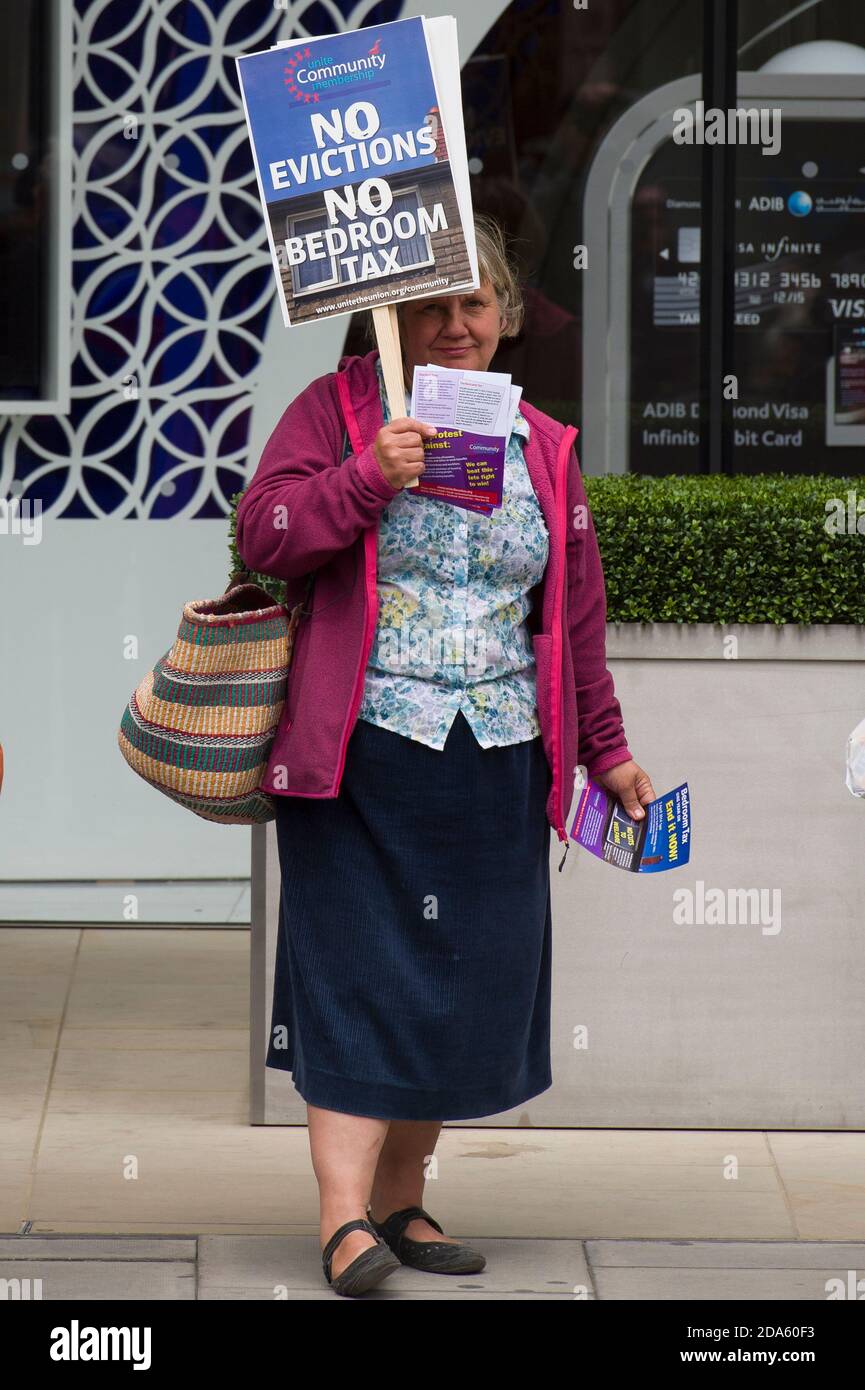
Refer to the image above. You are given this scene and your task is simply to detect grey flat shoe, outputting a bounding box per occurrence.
[321,1217,401,1297]
[368,1204,486,1274]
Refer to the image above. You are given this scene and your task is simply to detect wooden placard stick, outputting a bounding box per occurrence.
[372,302,419,488]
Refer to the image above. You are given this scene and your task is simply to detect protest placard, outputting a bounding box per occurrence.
[236,16,478,331]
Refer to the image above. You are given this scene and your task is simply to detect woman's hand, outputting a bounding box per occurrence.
[373,417,436,489]
[594,760,656,820]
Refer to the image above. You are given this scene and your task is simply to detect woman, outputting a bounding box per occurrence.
[236,214,654,1297]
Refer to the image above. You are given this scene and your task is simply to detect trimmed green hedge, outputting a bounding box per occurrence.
[229,475,865,625]
[585,475,865,624]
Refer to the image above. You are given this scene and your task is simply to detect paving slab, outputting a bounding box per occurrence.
[198,1234,590,1296]
[0,1236,195,1260]
[592,1265,860,1301]
[198,1287,579,1300]
[0,1260,195,1299]
[588,1239,865,1268]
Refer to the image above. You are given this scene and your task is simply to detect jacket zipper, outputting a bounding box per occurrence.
[332,371,380,794]
[333,526,379,791]
[552,425,578,869]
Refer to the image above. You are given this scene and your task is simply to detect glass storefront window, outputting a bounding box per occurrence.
[730,2,865,475]
[339,0,865,477]
[342,0,704,472]
[0,0,64,410]
[466,0,703,448]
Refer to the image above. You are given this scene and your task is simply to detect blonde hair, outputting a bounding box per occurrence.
[360,211,524,346]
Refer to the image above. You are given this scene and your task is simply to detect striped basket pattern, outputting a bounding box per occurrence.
[117,582,296,824]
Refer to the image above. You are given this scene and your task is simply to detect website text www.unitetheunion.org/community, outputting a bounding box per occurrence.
[314,276,450,314]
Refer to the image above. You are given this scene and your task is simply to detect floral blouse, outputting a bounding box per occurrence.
[352,356,550,750]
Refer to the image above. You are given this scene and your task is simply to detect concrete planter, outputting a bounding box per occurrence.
[251,624,865,1127]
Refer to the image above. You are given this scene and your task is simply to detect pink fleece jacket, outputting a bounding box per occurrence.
[235,348,632,847]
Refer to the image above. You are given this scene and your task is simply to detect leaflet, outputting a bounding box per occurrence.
[569,778,691,873]
[409,363,522,512]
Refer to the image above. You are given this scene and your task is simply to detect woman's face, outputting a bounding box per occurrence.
[399,279,504,383]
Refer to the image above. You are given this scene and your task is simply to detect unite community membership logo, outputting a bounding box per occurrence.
[283,35,387,104]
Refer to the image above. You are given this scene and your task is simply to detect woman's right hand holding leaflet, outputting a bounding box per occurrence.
[373,418,436,489]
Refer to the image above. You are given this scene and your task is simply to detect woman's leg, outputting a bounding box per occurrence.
[307,1103,391,1280]
[368,1120,464,1244]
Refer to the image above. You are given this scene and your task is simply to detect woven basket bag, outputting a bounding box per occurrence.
[117,570,303,824]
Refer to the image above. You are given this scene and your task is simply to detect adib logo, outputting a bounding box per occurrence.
[283,37,386,105]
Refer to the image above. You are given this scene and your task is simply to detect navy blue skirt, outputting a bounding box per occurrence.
[266,709,553,1121]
